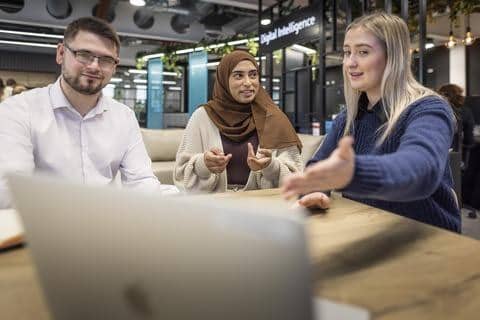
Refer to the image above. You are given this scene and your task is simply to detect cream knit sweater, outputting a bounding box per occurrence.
[173,107,304,193]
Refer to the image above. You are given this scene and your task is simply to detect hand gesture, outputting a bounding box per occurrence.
[204,147,232,174]
[292,192,331,209]
[247,143,272,171]
[282,136,355,199]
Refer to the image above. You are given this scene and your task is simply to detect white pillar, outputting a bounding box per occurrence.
[449,45,466,90]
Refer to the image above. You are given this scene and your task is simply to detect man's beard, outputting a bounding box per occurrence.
[62,68,105,95]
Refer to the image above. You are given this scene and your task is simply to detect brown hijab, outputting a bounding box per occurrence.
[203,50,302,151]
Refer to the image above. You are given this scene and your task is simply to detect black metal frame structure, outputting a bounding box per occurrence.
[258,0,428,134]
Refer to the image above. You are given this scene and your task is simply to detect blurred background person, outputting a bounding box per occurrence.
[440,84,480,214]
[4,78,17,99]
[12,84,28,96]
[438,84,474,155]
[0,78,5,101]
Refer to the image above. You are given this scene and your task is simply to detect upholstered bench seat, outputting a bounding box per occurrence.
[141,128,325,185]
[150,161,176,184]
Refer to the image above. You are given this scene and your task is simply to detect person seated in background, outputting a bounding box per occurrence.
[4,78,17,99]
[0,78,5,101]
[440,84,480,213]
[12,84,27,96]
[0,17,175,209]
[438,84,474,155]
[282,12,460,232]
[174,50,303,193]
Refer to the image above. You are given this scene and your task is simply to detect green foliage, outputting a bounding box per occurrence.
[210,44,235,57]
[273,50,282,64]
[135,32,259,70]
[426,0,480,26]
[161,53,180,73]
[246,39,259,57]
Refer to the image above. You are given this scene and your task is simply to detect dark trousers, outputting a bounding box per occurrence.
[463,144,480,209]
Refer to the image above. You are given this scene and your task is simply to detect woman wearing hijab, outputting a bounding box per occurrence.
[174,50,303,193]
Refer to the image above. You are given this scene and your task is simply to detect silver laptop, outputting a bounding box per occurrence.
[8,174,313,320]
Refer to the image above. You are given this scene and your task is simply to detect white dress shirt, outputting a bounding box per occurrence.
[0,78,176,209]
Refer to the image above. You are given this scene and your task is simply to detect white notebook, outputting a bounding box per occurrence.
[315,297,370,320]
[0,209,24,249]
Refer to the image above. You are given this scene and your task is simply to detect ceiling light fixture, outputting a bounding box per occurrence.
[163,71,180,76]
[208,43,226,49]
[0,29,63,39]
[291,44,317,55]
[206,61,220,67]
[446,31,457,48]
[128,69,180,77]
[425,42,434,50]
[141,53,164,60]
[0,40,57,48]
[261,18,271,26]
[128,69,147,74]
[463,14,475,46]
[175,48,194,54]
[464,28,475,45]
[130,0,146,7]
[445,19,457,49]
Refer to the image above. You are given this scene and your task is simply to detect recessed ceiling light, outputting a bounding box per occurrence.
[0,40,57,48]
[261,18,271,26]
[130,0,146,6]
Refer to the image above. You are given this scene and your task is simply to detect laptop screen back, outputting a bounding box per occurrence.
[8,174,313,320]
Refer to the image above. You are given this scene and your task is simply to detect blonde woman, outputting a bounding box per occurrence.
[282,12,460,232]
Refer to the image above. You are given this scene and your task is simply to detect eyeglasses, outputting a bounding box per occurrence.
[63,43,118,69]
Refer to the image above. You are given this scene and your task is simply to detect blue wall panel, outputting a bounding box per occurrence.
[147,58,164,128]
[188,51,208,115]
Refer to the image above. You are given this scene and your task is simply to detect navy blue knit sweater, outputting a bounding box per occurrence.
[309,95,461,232]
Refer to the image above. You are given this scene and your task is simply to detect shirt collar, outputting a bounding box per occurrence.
[356,92,387,124]
[49,77,110,116]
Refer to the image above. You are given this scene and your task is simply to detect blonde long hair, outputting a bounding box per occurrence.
[342,12,439,143]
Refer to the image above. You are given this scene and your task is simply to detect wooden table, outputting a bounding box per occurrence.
[2,189,480,320]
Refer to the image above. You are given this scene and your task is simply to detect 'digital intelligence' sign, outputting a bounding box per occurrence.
[259,5,321,54]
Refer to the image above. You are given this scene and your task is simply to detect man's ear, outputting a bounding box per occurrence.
[56,43,64,65]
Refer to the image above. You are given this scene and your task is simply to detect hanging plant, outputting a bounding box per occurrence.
[273,50,282,64]
[161,53,179,72]
[135,32,260,71]
[246,38,259,56]
[383,0,480,32]
[210,43,235,57]
[136,57,146,69]
[428,0,480,24]
[135,50,149,69]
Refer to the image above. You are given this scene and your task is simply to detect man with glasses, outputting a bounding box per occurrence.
[0,17,176,209]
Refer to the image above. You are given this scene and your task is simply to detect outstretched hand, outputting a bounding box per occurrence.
[247,142,272,171]
[282,136,355,199]
[292,192,331,209]
[204,147,232,174]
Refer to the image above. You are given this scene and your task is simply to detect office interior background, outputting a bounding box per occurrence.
[1,0,479,128]
[1,0,480,225]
